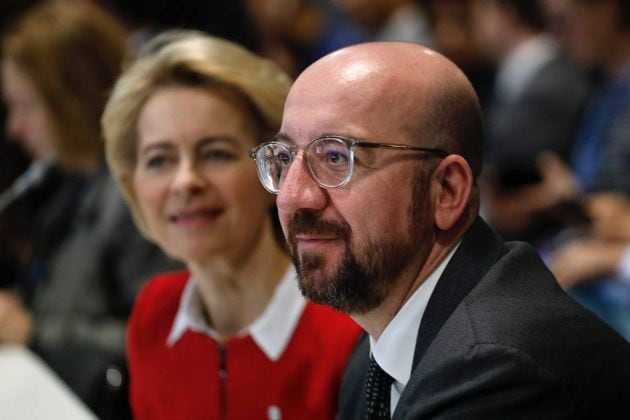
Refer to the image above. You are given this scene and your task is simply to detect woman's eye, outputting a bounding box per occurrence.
[145,155,170,170]
[203,149,237,162]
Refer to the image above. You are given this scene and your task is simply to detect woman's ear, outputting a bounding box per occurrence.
[432,154,473,230]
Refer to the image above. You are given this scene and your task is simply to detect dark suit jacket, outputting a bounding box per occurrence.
[486,53,590,177]
[339,218,630,419]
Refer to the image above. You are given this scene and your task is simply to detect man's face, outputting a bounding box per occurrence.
[470,0,506,61]
[1,59,56,161]
[276,65,436,315]
[565,0,622,69]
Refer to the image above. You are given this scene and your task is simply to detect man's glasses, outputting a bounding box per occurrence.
[249,135,448,194]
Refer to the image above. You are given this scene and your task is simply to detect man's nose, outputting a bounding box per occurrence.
[277,153,328,214]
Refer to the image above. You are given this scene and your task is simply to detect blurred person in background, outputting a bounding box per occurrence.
[334,0,435,46]
[561,0,630,195]
[100,0,324,77]
[540,0,572,47]
[544,0,630,339]
[426,0,495,107]
[0,0,179,416]
[0,0,39,287]
[244,0,327,76]
[102,31,362,419]
[98,0,258,53]
[550,192,630,332]
[311,0,437,77]
[470,0,590,243]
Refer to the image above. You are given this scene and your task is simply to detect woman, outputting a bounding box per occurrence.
[102,31,362,419]
[0,1,177,415]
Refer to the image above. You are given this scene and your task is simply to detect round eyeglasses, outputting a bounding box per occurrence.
[249,135,448,194]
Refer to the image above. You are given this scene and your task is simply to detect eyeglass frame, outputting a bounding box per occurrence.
[249,135,449,194]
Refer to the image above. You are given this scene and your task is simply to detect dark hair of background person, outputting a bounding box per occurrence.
[575,0,629,28]
[421,0,496,110]
[2,0,127,173]
[99,0,259,51]
[495,0,545,30]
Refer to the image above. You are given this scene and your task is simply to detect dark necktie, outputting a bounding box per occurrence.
[365,356,394,419]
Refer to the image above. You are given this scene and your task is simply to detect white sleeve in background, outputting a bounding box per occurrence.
[617,245,630,285]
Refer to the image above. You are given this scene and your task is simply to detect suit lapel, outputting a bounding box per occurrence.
[412,217,505,368]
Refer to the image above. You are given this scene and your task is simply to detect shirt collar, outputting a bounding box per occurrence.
[370,242,461,388]
[167,266,306,361]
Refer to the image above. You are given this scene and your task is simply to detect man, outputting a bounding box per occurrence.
[546,0,630,339]
[470,0,590,241]
[250,42,630,418]
[335,0,434,46]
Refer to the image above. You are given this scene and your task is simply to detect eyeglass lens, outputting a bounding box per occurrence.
[255,138,353,193]
[255,143,291,193]
[307,138,351,188]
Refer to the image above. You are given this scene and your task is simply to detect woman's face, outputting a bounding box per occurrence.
[134,86,275,265]
[1,59,56,161]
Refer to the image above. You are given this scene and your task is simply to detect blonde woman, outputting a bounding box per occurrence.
[102,31,362,420]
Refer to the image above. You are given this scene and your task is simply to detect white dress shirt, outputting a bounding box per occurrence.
[369,243,460,415]
[167,266,306,361]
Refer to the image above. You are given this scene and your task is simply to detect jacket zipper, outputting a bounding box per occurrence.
[218,342,227,420]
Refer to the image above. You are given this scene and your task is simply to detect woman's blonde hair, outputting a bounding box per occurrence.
[102,30,292,238]
[2,0,127,171]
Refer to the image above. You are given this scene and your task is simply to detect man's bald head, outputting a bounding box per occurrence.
[276,42,482,317]
[285,42,483,177]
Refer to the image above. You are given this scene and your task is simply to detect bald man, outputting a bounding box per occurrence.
[250,42,630,418]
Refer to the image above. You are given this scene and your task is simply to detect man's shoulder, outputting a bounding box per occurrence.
[404,241,630,416]
[461,240,622,347]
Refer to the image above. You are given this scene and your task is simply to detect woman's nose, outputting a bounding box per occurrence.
[171,160,206,197]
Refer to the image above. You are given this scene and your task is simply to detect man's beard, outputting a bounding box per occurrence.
[288,209,420,315]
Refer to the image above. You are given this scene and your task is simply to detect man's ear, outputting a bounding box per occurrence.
[432,155,473,230]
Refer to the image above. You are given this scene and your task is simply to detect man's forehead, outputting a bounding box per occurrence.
[283,59,399,125]
[285,44,445,113]
[282,74,416,144]
[288,60,386,103]
[328,56,384,84]
[280,91,381,145]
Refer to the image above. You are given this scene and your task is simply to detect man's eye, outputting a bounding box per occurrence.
[269,148,291,165]
[326,150,348,165]
[276,151,292,165]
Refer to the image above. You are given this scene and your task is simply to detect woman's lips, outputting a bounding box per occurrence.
[169,208,223,228]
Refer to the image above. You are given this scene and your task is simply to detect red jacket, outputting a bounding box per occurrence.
[128,271,363,420]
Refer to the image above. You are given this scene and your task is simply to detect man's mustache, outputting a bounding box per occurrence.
[288,209,351,242]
